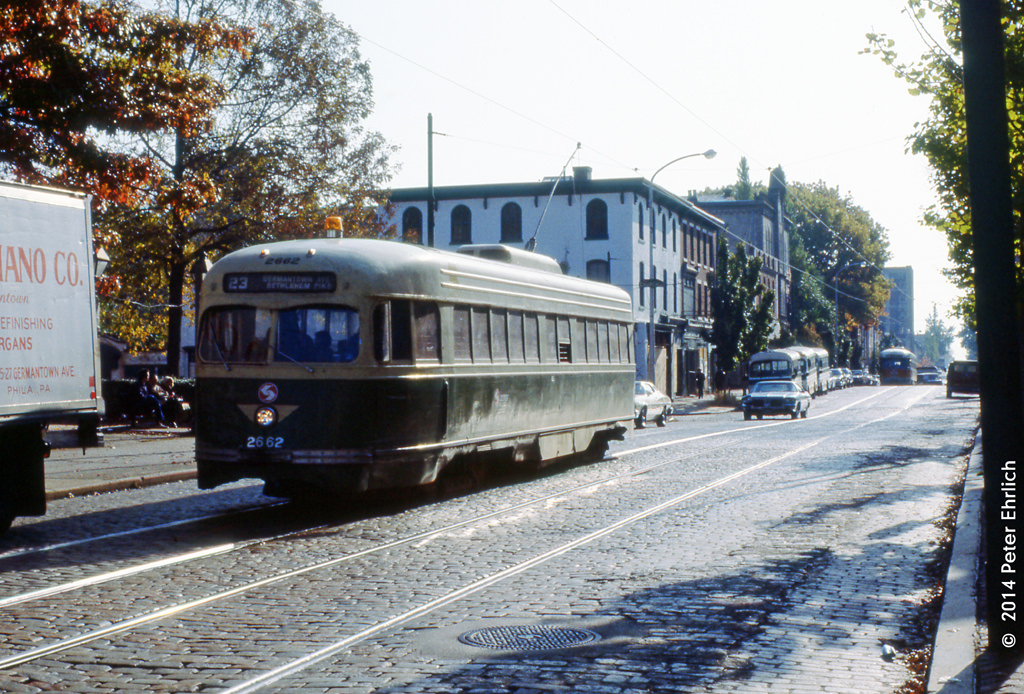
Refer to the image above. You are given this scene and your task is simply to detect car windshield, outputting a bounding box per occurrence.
[753,382,796,393]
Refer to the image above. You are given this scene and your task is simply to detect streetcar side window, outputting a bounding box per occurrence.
[525,313,541,363]
[597,321,609,363]
[472,307,491,363]
[491,309,508,363]
[277,305,359,363]
[508,311,525,363]
[373,300,413,363]
[608,321,620,363]
[452,306,472,362]
[198,306,272,364]
[585,320,598,363]
[392,301,413,362]
[541,315,557,362]
[414,302,440,362]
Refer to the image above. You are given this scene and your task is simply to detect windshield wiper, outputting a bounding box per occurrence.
[275,350,314,374]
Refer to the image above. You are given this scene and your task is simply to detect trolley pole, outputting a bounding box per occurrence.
[959,0,1024,652]
[427,113,435,248]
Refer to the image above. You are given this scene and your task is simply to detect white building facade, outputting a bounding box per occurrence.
[382,167,726,398]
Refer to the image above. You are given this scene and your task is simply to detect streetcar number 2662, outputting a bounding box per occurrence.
[247,436,284,449]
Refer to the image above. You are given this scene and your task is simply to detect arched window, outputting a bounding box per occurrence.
[500,202,522,243]
[451,205,472,245]
[402,207,423,244]
[586,258,610,282]
[638,203,645,241]
[585,199,608,240]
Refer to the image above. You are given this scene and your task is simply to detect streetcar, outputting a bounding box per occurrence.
[194,238,635,496]
[879,347,918,385]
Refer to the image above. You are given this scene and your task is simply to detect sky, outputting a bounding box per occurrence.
[326,0,956,339]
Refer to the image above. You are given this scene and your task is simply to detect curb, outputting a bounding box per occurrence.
[927,431,983,693]
[45,469,198,501]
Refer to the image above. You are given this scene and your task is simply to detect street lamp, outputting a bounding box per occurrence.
[645,149,717,392]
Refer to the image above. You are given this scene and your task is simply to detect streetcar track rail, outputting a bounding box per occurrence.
[0,387,898,607]
[0,387,905,673]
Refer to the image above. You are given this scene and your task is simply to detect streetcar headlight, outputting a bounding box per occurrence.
[255,406,277,427]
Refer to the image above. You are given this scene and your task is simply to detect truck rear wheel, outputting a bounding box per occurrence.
[0,424,48,535]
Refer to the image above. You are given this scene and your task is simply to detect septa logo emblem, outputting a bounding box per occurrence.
[258,382,279,404]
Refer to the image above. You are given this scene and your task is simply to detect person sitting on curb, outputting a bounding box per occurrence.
[159,376,191,424]
[132,369,171,428]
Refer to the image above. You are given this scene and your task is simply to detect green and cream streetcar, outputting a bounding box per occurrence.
[195,238,635,496]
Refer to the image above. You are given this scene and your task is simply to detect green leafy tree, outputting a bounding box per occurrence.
[0,0,248,206]
[865,0,1024,326]
[919,304,955,365]
[785,181,891,330]
[958,323,978,359]
[711,236,776,379]
[97,0,398,371]
[734,157,754,200]
[787,227,834,347]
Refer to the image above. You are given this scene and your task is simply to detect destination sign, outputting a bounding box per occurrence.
[223,272,337,293]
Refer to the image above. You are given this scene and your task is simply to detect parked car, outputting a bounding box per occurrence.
[917,365,941,385]
[946,360,980,398]
[826,368,844,391]
[742,380,811,420]
[851,370,878,386]
[840,368,854,388]
[634,380,672,428]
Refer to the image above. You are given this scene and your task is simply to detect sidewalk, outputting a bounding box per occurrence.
[929,433,1024,694]
[43,423,197,501]
[669,391,740,416]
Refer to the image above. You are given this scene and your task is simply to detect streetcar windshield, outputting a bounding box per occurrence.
[198,307,273,364]
[276,305,359,363]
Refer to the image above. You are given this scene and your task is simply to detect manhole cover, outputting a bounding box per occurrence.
[458,625,600,650]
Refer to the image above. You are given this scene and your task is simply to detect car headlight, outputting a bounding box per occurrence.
[255,406,277,427]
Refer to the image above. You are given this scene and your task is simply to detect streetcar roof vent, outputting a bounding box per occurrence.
[456,244,563,274]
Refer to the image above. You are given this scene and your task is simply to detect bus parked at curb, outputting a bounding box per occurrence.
[748,346,828,396]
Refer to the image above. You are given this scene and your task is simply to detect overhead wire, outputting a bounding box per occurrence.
[340,2,914,310]
[544,0,913,308]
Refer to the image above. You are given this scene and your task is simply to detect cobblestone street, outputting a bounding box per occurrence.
[0,386,978,692]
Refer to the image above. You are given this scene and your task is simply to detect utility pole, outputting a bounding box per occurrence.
[427,113,435,247]
[959,0,1024,652]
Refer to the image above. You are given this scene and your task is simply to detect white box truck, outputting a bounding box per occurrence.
[0,181,105,533]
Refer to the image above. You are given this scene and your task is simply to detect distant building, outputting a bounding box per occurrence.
[382,167,724,398]
[689,179,792,338]
[882,266,915,352]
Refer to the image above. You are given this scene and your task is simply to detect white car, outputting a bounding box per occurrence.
[742,380,811,420]
[634,381,672,428]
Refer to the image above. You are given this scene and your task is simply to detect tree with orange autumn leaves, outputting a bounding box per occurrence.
[0,0,249,205]
[2,1,397,370]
